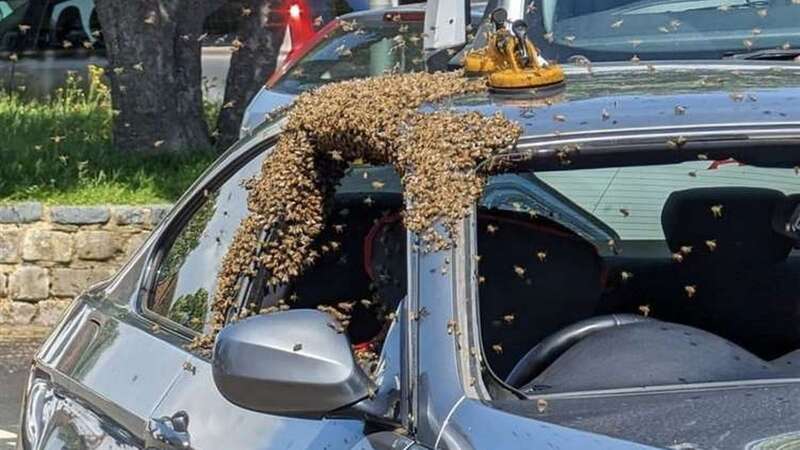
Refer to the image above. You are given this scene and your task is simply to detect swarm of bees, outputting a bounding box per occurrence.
[190,71,520,350]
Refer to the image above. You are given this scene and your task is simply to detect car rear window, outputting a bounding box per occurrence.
[272,19,425,94]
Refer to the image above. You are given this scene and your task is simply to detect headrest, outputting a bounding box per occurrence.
[772,194,800,241]
[661,187,792,266]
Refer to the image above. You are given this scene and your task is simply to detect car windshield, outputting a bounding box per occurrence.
[527,0,800,62]
[272,19,425,94]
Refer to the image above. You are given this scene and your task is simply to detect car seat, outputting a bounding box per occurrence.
[659,187,800,358]
[477,209,606,379]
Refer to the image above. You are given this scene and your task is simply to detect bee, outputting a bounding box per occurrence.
[638,304,651,316]
[18,24,30,33]
[718,4,731,11]
[502,314,515,325]
[685,285,697,298]
[630,54,641,64]
[487,224,499,234]
[50,135,65,144]
[620,271,633,282]
[543,32,554,43]
[536,398,548,413]
[658,26,670,33]
[513,265,526,278]
[667,135,688,149]
[553,114,567,122]
[447,320,457,335]
[710,204,724,218]
[705,240,717,251]
[153,140,165,148]
[363,196,374,206]
[293,343,303,352]
[730,92,745,102]
[619,208,630,217]
[232,38,244,51]
[133,62,144,72]
[743,39,754,50]
[241,7,252,16]
[672,252,684,263]
[62,40,73,49]
[144,13,157,25]
[491,343,503,354]
[82,41,93,49]
[335,45,352,57]
[601,108,611,121]
[536,251,547,262]
[563,35,576,44]
[697,153,708,160]
[610,19,624,29]
[751,28,762,35]
[674,105,687,115]
[688,171,697,178]
[757,8,768,17]
[182,361,196,375]
[8,53,17,62]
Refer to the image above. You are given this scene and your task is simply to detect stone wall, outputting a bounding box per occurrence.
[0,203,172,325]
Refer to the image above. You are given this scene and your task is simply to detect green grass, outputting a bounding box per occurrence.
[0,70,218,205]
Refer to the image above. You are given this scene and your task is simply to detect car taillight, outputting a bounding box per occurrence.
[289,3,301,20]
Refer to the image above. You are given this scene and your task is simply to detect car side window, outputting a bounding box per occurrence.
[147,150,266,332]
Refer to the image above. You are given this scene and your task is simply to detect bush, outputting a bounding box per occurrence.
[0,66,217,205]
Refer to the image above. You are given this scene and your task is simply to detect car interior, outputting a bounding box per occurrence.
[249,160,800,397]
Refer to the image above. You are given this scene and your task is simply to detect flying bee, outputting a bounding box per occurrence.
[241,7,252,16]
[447,320,457,335]
[62,40,73,49]
[335,45,352,57]
[611,19,624,29]
[658,26,670,33]
[619,208,630,217]
[620,271,633,282]
[553,114,567,122]
[710,204,724,218]
[630,54,641,64]
[685,285,697,298]
[672,252,684,263]
[487,224,499,234]
[601,108,611,120]
[492,343,503,354]
[502,314,515,325]
[638,304,651,317]
[743,39,754,50]
[757,8,768,17]
[667,135,687,149]
[133,62,144,72]
[536,251,547,262]
[705,240,717,251]
[513,265,526,278]
[674,105,687,115]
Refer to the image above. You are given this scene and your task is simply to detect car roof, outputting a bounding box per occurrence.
[422,62,800,143]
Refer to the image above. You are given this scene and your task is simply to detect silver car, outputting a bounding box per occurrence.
[18,60,800,450]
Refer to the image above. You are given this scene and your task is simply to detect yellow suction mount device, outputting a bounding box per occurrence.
[464,8,565,95]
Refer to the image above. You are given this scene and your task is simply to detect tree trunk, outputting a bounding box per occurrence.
[215,0,285,150]
[95,0,221,152]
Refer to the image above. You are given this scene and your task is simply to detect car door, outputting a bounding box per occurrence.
[139,140,417,449]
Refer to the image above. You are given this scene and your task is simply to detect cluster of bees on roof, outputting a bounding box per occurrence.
[190,71,521,351]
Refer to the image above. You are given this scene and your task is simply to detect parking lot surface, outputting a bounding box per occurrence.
[0,327,47,448]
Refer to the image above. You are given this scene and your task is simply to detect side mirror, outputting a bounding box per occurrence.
[212,309,371,417]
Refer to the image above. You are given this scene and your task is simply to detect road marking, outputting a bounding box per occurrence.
[0,429,16,439]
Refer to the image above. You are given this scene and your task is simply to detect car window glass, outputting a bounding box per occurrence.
[0,0,30,52]
[532,0,800,60]
[245,164,406,370]
[477,159,800,391]
[272,20,425,94]
[148,151,266,332]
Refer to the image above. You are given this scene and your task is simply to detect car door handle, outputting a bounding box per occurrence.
[148,410,192,449]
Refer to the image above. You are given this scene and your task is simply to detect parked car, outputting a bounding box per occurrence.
[239,2,486,136]
[17,60,800,450]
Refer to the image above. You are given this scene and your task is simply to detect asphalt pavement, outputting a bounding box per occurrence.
[0,327,47,448]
